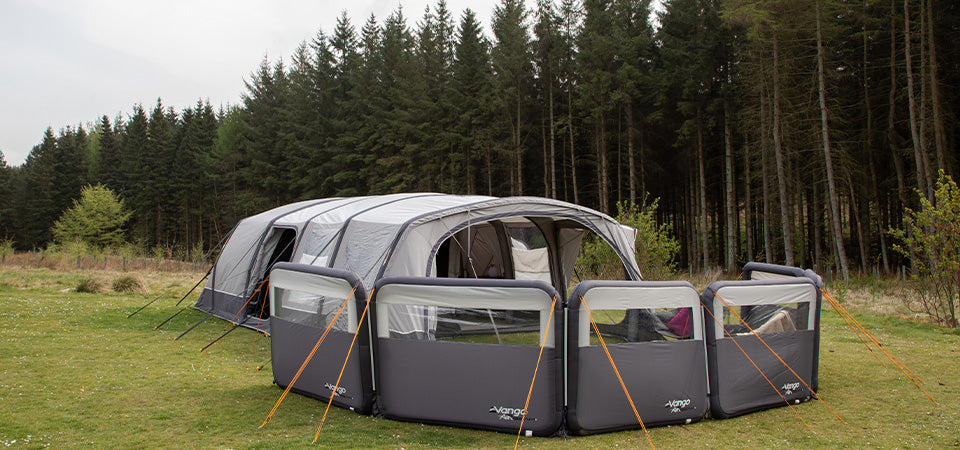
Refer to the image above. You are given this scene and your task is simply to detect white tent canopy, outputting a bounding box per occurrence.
[194,193,642,333]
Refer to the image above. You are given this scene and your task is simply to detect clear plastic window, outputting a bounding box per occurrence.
[721,303,809,336]
[384,304,546,346]
[587,307,695,344]
[274,287,350,331]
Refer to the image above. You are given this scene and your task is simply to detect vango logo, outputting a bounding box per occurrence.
[664,398,693,413]
[324,382,348,398]
[781,382,801,395]
[489,405,528,421]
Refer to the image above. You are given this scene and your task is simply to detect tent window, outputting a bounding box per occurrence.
[588,307,695,343]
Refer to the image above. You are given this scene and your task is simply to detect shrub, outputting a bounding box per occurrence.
[113,275,144,293]
[51,184,131,249]
[0,238,13,263]
[76,277,105,294]
[577,198,679,281]
[891,171,960,327]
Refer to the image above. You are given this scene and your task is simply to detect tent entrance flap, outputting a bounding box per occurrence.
[268,263,373,414]
[248,227,297,321]
[371,277,564,436]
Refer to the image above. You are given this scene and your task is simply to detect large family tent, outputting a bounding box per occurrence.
[190,193,825,436]
[194,193,641,335]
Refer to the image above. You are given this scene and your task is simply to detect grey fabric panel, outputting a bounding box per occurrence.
[270,317,370,413]
[570,341,707,433]
[192,289,270,333]
[711,330,815,417]
[376,338,562,436]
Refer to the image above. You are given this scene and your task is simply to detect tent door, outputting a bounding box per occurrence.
[249,227,297,320]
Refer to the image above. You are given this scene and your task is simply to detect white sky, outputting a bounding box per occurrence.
[0,0,664,167]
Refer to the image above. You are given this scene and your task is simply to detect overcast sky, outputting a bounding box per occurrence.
[0,0,663,167]
[0,0,501,166]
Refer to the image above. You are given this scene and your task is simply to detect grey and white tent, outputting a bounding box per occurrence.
[194,193,640,334]
[191,193,822,435]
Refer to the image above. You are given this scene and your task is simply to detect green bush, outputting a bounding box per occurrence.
[891,171,960,327]
[577,199,679,281]
[76,277,105,294]
[112,275,144,293]
[51,184,131,249]
[0,238,13,263]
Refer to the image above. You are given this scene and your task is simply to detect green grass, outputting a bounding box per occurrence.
[1,267,959,448]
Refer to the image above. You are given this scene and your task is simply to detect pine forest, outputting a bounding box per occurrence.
[0,0,958,276]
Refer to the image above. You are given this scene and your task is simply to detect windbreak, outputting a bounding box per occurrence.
[701,278,821,418]
[268,263,372,413]
[566,281,708,435]
[371,277,564,436]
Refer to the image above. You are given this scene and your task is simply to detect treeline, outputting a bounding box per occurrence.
[0,0,958,275]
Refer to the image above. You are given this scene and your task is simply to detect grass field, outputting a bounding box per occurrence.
[1,266,958,448]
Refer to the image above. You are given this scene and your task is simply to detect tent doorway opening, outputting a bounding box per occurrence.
[249,227,297,320]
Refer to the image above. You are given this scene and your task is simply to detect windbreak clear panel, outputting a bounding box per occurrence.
[586,307,696,344]
[385,306,543,345]
[720,303,810,336]
[274,287,350,331]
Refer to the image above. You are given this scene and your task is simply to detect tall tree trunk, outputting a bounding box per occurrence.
[568,87,579,205]
[761,78,773,263]
[542,110,549,196]
[744,142,754,263]
[697,106,708,270]
[772,31,794,265]
[904,0,933,200]
[816,0,850,280]
[601,113,609,212]
[926,0,946,173]
[628,107,637,205]
[515,91,524,196]
[813,181,823,272]
[724,100,736,271]
[549,80,557,198]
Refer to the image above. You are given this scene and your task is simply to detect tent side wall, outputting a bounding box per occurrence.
[194,200,332,333]
[701,278,820,419]
[566,280,708,435]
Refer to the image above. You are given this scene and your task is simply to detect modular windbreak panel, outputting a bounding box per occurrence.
[741,261,825,392]
[268,263,372,413]
[371,277,564,436]
[566,281,708,435]
[701,278,820,419]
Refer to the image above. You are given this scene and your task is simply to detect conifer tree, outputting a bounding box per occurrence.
[453,9,495,195]
[491,0,534,195]
[96,115,123,193]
